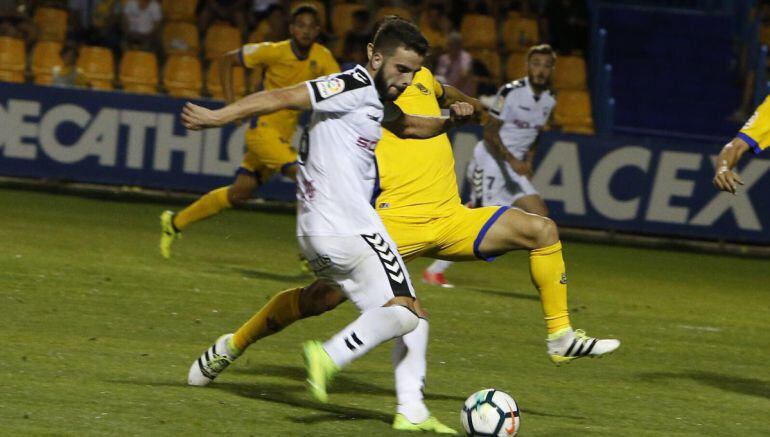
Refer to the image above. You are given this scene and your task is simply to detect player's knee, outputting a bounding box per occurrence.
[391,304,420,333]
[299,281,345,317]
[534,216,559,248]
[228,187,252,206]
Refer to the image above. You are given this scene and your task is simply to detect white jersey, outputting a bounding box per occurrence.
[489,77,556,160]
[297,65,385,237]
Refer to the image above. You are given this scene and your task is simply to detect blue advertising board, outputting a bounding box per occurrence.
[2,83,769,243]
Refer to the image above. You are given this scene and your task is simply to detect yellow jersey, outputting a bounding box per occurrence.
[738,94,770,155]
[240,40,340,139]
[375,68,461,218]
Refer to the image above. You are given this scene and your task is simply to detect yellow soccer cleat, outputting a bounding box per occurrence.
[159,210,181,259]
[547,328,620,365]
[302,340,339,403]
[392,414,458,434]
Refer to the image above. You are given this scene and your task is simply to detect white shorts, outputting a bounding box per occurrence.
[298,231,415,312]
[467,140,539,207]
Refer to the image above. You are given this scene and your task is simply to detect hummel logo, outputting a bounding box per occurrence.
[362,233,406,285]
[560,273,567,284]
[518,105,531,111]
[367,113,379,122]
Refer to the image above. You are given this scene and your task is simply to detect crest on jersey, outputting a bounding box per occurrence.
[310,60,318,73]
[493,96,505,112]
[415,83,430,95]
[316,78,346,98]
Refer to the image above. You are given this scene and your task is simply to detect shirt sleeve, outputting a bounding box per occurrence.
[489,84,514,120]
[738,95,770,155]
[239,43,280,69]
[306,70,370,113]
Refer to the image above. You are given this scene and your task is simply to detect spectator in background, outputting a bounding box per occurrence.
[543,0,588,55]
[249,3,287,43]
[341,9,371,68]
[198,0,248,35]
[421,2,451,55]
[122,0,161,50]
[51,43,87,87]
[68,0,121,48]
[250,0,280,24]
[0,0,36,42]
[435,32,476,96]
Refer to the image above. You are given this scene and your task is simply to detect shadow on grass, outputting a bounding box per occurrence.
[638,371,770,400]
[230,364,467,402]
[468,287,540,302]
[231,267,311,282]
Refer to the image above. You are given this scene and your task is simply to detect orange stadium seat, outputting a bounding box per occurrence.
[31,41,64,85]
[33,7,68,42]
[204,23,243,60]
[120,50,159,94]
[554,89,594,134]
[503,16,539,53]
[0,36,25,83]
[163,21,200,55]
[163,54,202,98]
[206,63,246,100]
[331,2,366,38]
[162,0,197,23]
[77,46,115,90]
[553,55,587,90]
[290,0,327,29]
[470,49,501,83]
[505,51,527,81]
[375,6,413,21]
[461,14,497,50]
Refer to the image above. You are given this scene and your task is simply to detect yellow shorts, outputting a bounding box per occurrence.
[239,125,297,183]
[380,205,509,262]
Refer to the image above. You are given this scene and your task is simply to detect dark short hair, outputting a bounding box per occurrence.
[527,44,556,62]
[290,3,320,24]
[372,16,428,57]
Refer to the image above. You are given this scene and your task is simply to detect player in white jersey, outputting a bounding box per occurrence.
[181,17,474,419]
[424,44,557,286]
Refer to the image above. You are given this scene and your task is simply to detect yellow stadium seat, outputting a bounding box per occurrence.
[204,23,243,60]
[162,0,197,23]
[554,89,594,134]
[0,37,26,82]
[375,6,413,21]
[470,49,501,83]
[163,54,202,97]
[461,14,497,50]
[206,63,246,100]
[77,46,115,88]
[120,50,159,94]
[31,41,64,85]
[503,17,539,53]
[553,55,587,90]
[331,2,366,38]
[248,20,271,44]
[33,7,68,42]
[290,0,327,28]
[163,21,200,55]
[505,52,527,81]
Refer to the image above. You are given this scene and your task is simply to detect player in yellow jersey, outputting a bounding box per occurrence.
[714,94,769,193]
[159,4,339,258]
[187,59,620,433]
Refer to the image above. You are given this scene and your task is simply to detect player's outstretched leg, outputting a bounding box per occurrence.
[188,333,241,386]
[391,319,457,434]
[422,260,455,288]
[186,283,344,386]
[477,208,620,364]
[160,173,257,258]
[304,301,420,403]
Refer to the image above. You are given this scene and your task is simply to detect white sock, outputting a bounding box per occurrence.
[426,260,453,274]
[393,318,430,423]
[324,305,419,368]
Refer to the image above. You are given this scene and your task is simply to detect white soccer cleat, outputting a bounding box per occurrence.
[547,328,620,365]
[188,333,239,386]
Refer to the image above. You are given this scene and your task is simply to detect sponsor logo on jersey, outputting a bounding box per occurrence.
[415,83,430,95]
[493,96,505,113]
[356,136,378,151]
[308,255,332,272]
[316,78,345,98]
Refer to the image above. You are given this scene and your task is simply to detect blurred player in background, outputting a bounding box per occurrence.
[159,4,339,258]
[714,94,769,193]
[423,44,556,288]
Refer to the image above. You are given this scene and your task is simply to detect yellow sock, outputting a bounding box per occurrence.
[529,241,571,335]
[232,287,303,352]
[173,187,232,230]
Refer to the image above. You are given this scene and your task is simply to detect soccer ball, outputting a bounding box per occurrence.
[460,388,521,436]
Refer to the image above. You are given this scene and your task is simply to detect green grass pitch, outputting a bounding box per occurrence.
[1,188,768,436]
